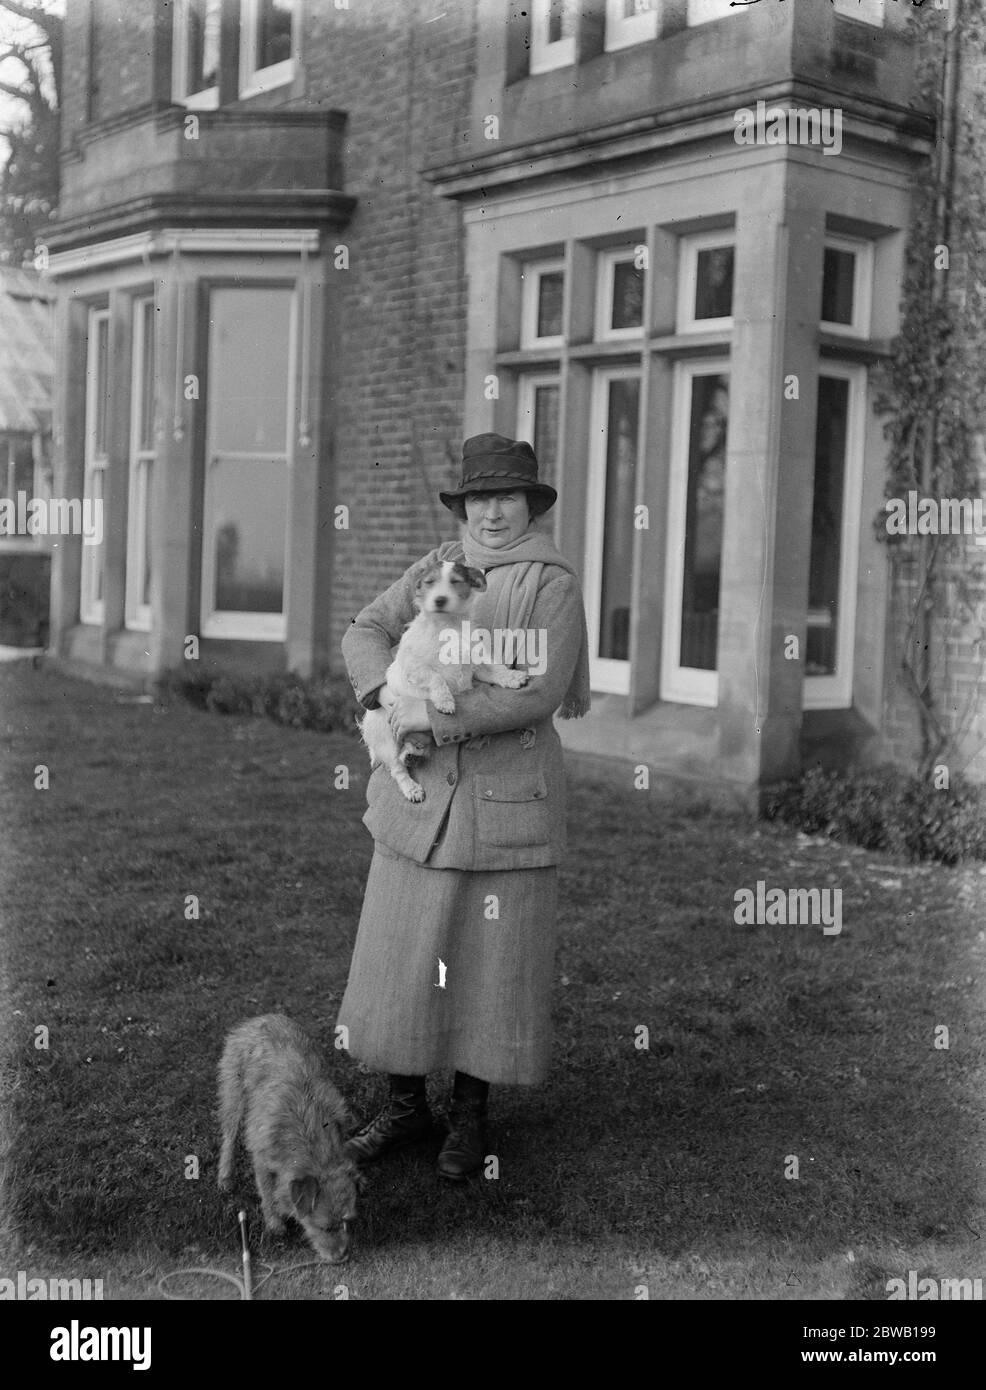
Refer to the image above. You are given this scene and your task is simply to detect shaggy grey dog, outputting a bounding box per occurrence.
[218,1014,362,1264]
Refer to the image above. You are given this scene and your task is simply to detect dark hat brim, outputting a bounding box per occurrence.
[439,477,557,510]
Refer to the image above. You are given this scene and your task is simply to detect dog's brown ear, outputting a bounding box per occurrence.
[464,566,487,592]
[289,1174,320,1217]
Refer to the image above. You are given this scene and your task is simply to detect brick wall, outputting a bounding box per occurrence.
[300,0,475,662]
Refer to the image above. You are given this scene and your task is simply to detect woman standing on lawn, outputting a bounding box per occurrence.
[338,433,590,1181]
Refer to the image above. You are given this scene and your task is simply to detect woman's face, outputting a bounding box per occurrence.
[464,490,531,548]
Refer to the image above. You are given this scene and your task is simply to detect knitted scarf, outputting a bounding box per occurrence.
[457,523,591,719]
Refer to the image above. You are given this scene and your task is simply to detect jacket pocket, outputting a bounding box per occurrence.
[474,773,551,848]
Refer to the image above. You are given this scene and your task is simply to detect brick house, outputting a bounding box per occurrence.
[44,0,982,798]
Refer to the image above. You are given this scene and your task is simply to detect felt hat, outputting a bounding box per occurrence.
[439,433,557,511]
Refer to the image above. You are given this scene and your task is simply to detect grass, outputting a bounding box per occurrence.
[1,662,984,1300]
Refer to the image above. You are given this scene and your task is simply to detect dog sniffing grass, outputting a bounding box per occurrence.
[218,1015,362,1264]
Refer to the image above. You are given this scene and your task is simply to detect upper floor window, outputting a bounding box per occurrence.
[530,0,578,75]
[173,0,222,109]
[832,0,885,27]
[240,0,300,97]
[820,235,873,338]
[604,0,659,52]
[595,247,647,340]
[676,231,735,334]
[520,258,566,348]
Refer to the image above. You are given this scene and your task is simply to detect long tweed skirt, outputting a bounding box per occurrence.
[336,844,558,1085]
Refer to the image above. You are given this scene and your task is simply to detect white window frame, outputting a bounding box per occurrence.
[832,0,885,28]
[660,357,730,708]
[820,234,874,339]
[676,230,735,335]
[81,307,109,627]
[530,0,577,76]
[595,246,646,342]
[172,0,221,110]
[125,296,156,632]
[585,365,641,696]
[239,0,301,99]
[516,373,561,542]
[803,362,867,711]
[200,286,297,642]
[605,0,659,52]
[520,257,566,349]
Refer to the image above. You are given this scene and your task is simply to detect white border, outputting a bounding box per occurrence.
[239,0,301,98]
[530,0,577,76]
[803,362,867,710]
[520,257,566,349]
[81,307,109,627]
[200,285,297,641]
[660,357,730,708]
[604,0,659,52]
[171,0,220,110]
[125,296,156,632]
[584,365,641,695]
[595,246,646,341]
[821,234,874,339]
[676,229,735,334]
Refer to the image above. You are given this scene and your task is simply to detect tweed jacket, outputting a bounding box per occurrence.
[342,540,585,871]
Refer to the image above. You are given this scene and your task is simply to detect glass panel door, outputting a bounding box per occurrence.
[125,296,156,630]
[81,309,109,625]
[200,287,294,641]
[585,368,640,694]
[661,362,729,706]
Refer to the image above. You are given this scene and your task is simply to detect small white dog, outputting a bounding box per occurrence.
[359,559,528,802]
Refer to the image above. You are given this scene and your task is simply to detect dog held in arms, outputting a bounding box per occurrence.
[218,1014,362,1264]
[359,559,529,801]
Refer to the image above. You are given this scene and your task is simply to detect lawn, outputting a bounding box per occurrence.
[1,662,984,1300]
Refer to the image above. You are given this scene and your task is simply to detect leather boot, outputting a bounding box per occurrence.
[344,1074,433,1165]
[436,1071,489,1183]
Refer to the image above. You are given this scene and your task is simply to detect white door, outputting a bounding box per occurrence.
[200,286,295,641]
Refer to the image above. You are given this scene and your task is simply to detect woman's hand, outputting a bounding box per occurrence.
[388,695,432,744]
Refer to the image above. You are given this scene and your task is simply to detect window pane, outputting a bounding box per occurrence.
[694,246,733,321]
[138,459,153,608]
[532,383,559,489]
[611,258,644,331]
[821,247,855,326]
[90,468,105,603]
[806,376,849,675]
[537,271,564,339]
[547,0,577,43]
[187,0,221,93]
[680,374,728,671]
[258,0,294,69]
[208,288,292,452]
[598,377,639,661]
[5,438,35,499]
[138,300,156,451]
[93,317,109,457]
[624,0,654,15]
[211,457,286,614]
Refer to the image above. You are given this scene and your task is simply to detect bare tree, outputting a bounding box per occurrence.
[0,0,62,264]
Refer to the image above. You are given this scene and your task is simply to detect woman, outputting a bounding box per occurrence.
[338,433,590,1182]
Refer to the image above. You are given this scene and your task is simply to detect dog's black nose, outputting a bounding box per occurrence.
[433,596,447,608]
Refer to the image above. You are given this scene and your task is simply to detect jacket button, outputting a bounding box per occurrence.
[447,771,456,786]
[485,789,493,797]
